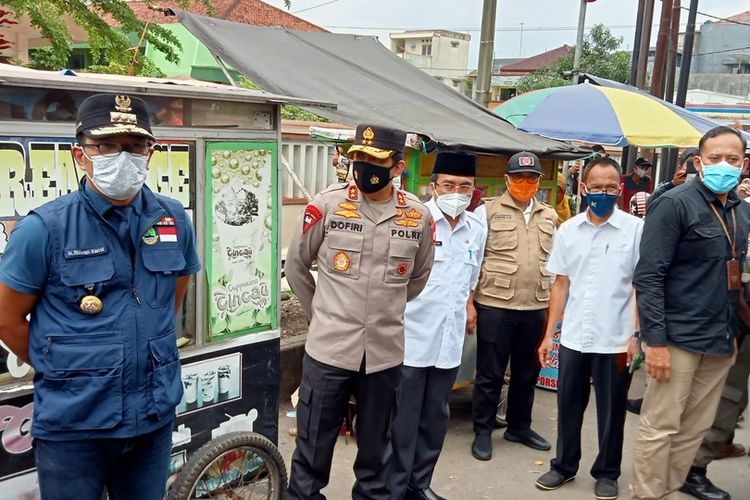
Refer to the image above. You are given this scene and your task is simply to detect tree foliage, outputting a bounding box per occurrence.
[5,1,215,75]
[516,24,631,94]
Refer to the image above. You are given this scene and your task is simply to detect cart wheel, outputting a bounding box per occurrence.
[168,431,287,500]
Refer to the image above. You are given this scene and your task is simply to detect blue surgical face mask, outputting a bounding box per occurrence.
[701,160,741,194]
[585,192,618,217]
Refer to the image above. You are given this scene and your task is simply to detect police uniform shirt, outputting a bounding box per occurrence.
[546,208,643,353]
[0,182,201,294]
[403,199,486,369]
[285,182,435,374]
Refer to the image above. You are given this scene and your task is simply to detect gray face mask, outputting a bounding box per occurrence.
[85,151,148,200]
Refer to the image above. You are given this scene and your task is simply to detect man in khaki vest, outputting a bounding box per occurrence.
[471,151,557,461]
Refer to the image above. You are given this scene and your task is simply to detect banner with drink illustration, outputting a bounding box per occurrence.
[205,142,278,341]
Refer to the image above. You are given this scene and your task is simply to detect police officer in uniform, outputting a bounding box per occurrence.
[0,94,201,500]
[471,151,557,460]
[285,124,434,499]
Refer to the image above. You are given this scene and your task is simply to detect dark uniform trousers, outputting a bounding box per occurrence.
[287,354,400,500]
[693,330,750,469]
[472,305,546,435]
[390,365,459,500]
[551,346,630,480]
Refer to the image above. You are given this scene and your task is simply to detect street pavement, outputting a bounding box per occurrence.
[278,369,750,499]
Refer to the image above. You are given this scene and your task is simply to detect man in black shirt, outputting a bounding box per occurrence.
[631,126,750,500]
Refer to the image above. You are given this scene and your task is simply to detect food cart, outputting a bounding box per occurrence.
[0,65,333,499]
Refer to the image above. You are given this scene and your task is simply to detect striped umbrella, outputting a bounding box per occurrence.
[495,82,744,148]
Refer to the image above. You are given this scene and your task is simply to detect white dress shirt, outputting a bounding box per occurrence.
[546,208,643,354]
[404,199,487,368]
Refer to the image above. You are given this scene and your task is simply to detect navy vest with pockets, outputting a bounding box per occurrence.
[29,184,187,440]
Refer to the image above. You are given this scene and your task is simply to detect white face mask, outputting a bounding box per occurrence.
[85,151,149,200]
[635,167,648,178]
[435,192,471,218]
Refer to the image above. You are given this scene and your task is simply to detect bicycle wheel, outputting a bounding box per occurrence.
[168,431,287,500]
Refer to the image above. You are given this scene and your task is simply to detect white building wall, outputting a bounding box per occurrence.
[280,141,337,199]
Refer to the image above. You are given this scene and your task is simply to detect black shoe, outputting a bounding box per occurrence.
[535,470,575,490]
[471,434,492,461]
[406,487,446,500]
[626,398,643,415]
[594,478,618,500]
[504,428,551,451]
[679,471,730,500]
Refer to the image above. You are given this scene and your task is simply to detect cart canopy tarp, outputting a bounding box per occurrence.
[175,10,583,157]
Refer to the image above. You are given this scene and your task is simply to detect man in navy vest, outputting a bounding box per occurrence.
[0,93,201,500]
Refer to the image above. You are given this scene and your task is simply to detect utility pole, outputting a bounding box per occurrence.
[519,22,524,57]
[624,0,649,173]
[571,0,588,84]
[675,0,699,108]
[651,0,673,99]
[652,0,674,183]
[664,0,681,103]
[636,0,655,90]
[629,0,647,86]
[663,0,682,181]
[475,0,498,108]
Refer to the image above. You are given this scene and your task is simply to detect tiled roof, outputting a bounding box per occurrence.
[110,0,326,32]
[718,10,750,24]
[499,45,573,75]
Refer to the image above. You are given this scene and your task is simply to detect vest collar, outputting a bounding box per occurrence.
[79,179,145,218]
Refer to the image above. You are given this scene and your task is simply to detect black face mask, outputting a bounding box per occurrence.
[352,160,393,194]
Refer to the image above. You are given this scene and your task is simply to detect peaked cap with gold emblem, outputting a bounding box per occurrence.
[347,124,407,159]
[76,93,154,140]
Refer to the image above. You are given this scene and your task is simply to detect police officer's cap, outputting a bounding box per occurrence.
[76,93,154,140]
[348,124,406,159]
[506,151,542,176]
[432,152,476,177]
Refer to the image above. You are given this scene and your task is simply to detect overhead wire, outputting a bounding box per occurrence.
[293,0,341,15]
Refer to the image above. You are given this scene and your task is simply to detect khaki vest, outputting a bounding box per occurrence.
[475,191,556,311]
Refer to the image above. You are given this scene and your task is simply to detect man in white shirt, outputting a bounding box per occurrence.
[535,157,643,500]
[391,152,486,500]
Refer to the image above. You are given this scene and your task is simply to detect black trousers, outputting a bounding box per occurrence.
[390,365,459,500]
[550,345,630,480]
[287,354,401,500]
[472,305,546,435]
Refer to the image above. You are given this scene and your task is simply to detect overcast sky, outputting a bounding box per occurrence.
[263,0,749,70]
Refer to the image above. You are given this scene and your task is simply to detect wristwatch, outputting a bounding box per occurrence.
[633,330,641,339]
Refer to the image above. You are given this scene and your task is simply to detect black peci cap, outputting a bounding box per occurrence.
[76,93,154,140]
[506,151,542,175]
[432,152,476,177]
[347,124,406,159]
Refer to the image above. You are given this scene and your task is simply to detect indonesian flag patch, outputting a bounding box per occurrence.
[303,205,323,233]
[157,225,178,243]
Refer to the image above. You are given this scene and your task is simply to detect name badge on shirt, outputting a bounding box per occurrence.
[64,247,108,259]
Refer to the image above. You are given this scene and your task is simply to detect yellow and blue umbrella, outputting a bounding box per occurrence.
[496,82,731,148]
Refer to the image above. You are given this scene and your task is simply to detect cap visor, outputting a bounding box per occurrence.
[347,144,394,159]
[83,124,154,140]
[510,168,542,175]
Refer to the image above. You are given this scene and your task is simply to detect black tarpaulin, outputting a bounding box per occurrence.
[175,10,584,157]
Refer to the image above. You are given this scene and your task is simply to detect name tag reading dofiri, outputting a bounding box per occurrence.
[728,258,741,290]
